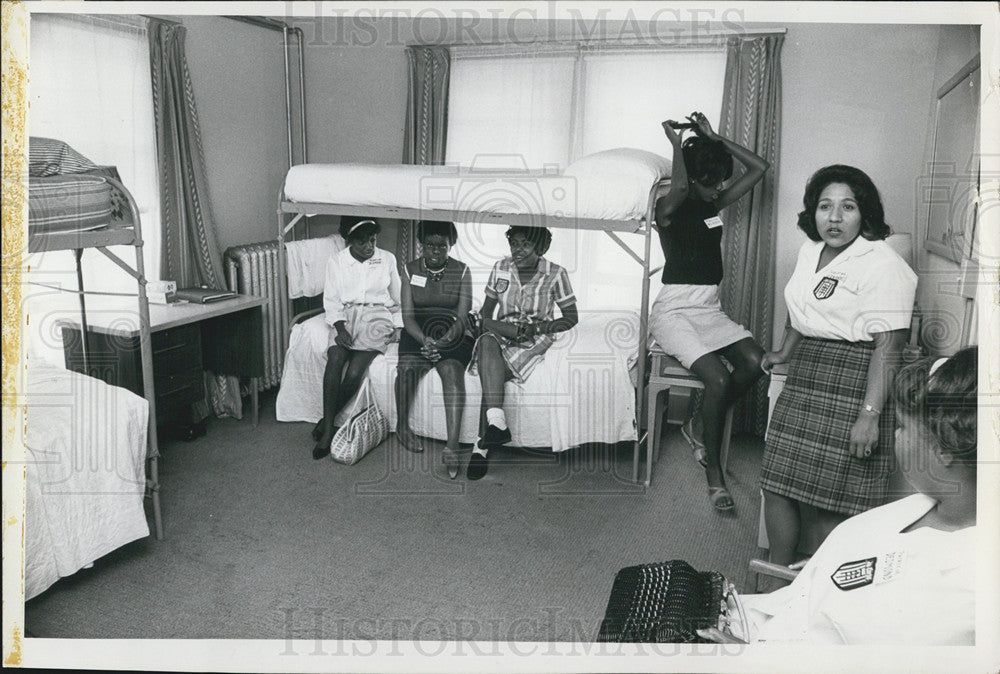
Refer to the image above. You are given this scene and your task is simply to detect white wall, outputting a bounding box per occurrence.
[771,23,940,344]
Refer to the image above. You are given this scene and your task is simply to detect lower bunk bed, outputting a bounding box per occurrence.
[24,362,151,600]
[275,310,639,451]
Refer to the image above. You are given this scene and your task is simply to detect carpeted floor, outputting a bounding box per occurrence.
[24,392,765,641]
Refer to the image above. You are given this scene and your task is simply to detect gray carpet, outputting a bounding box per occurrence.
[24,393,764,640]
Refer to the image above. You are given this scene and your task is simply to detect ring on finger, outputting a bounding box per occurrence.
[863,448,872,457]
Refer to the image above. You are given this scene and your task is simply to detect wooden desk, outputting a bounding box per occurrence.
[60,294,267,427]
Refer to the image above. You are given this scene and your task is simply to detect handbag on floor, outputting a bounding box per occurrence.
[329,380,389,465]
[596,560,747,643]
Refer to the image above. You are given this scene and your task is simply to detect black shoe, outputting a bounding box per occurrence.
[311,418,325,442]
[467,452,489,480]
[482,423,512,448]
[312,443,331,460]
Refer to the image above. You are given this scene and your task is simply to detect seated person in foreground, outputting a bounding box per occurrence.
[698,347,978,645]
[465,226,578,481]
[312,216,402,459]
[395,220,474,479]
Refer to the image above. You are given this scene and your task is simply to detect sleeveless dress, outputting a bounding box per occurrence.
[399,257,474,366]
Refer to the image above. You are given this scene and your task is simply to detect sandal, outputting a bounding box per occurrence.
[681,418,707,468]
[708,486,735,512]
[442,447,460,480]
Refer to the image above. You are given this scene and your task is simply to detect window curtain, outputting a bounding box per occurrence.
[399,46,450,269]
[148,18,225,289]
[717,35,783,435]
[24,13,160,366]
[148,19,236,418]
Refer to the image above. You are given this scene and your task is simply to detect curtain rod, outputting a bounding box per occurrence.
[224,15,294,32]
[408,27,786,49]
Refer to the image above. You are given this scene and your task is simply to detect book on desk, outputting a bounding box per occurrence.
[174,287,238,303]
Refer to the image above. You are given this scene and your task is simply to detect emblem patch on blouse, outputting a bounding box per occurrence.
[813,276,839,300]
[831,557,876,591]
[494,278,510,293]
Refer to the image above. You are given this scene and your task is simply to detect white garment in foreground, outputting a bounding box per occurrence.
[275,311,638,451]
[740,493,975,645]
[24,362,150,600]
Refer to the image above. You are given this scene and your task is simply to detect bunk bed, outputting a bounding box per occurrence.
[26,138,163,543]
[275,148,670,477]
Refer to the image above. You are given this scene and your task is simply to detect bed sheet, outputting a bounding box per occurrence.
[275,312,638,451]
[283,151,670,223]
[24,362,150,600]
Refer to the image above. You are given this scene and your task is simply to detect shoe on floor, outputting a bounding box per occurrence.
[708,486,734,512]
[481,423,512,448]
[312,443,331,460]
[467,452,489,480]
[442,447,461,480]
[681,418,707,467]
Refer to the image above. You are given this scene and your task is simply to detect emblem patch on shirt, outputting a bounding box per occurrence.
[830,557,876,591]
[494,278,510,293]
[813,276,839,300]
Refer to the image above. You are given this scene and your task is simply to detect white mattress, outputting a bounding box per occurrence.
[275,311,639,451]
[24,362,150,600]
[283,150,671,223]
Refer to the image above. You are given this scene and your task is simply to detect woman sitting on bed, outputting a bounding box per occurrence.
[311,216,402,459]
[698,347,978,645]
[464,226,578,480]
[395,220,474,479]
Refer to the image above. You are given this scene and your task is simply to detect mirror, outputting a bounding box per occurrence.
[923,55,980,263]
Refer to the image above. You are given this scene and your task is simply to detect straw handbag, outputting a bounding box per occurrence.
[329,380,389,465]
[596,560,747,643]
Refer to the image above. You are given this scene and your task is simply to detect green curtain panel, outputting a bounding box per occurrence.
[148,18,225,289]
[718,34,783,436]
[399,46,450,270]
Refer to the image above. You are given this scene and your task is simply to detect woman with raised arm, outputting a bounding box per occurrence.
[649,112,770,512]
[311,216,402,459]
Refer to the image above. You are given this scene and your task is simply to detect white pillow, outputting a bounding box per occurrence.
[564,148,672,183]
[563,149,672,220]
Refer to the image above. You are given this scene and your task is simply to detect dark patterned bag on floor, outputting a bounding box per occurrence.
[596,560,745,643]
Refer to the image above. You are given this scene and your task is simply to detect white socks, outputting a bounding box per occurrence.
[472,446,488,457]
[486,407,508,430]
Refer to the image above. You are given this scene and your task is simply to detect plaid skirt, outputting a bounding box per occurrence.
[760,337,896,515]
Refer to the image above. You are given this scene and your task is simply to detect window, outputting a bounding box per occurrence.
[446,45,726,311]
[25,13,160,364]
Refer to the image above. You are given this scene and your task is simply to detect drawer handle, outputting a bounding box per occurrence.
[153,342,190,356]
[157,382,193,397]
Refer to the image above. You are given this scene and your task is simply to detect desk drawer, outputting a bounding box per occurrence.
[153,323,200,353]
[155,367,204,401]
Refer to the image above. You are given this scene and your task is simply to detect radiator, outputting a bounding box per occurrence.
[224,241,290,390]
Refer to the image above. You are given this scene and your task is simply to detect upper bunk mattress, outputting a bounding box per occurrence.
[283,148,672,222]
[29,174,116,234]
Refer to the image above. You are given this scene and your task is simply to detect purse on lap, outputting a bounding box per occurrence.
[596,560,746,643]
[329,380,389,465]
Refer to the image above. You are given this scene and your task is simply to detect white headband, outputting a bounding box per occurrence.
[349,219,376,236]
[929,357,948,377]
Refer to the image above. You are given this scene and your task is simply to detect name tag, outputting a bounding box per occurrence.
[704,216,724,229]
[873,549,908,586]
[410,274,427,288]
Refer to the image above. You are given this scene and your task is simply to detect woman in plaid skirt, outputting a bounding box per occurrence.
[759,165,917,574]
[464,226,578,480]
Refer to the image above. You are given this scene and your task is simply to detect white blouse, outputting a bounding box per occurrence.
[784,237,917,342]
[323,247,403,328]
[743,494,975,645]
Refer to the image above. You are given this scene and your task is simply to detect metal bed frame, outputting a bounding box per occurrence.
[28,177,164,539]
[276,175,671,484]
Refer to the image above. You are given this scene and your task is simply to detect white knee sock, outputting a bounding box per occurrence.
[486,407,508,430]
